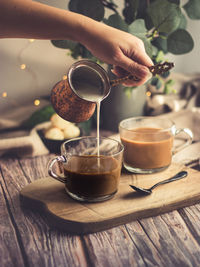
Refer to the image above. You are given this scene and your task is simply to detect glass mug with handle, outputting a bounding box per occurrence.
[119,117,193,174]
[48,136,124,202]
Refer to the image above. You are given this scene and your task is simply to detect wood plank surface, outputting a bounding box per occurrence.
[0,156,89,267]
[1,155,200,267]
[19,163,200,234]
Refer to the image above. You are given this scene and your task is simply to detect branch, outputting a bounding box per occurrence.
[100,0,118,14]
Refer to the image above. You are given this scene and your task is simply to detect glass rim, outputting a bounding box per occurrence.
[119,116,175,134]
[61,135,124,156]
[67,59,111,102]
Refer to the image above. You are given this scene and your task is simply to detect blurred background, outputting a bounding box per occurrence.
[0,0,199,123]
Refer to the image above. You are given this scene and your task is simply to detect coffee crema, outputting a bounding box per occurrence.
[64,155,121,198]
[120,127,173,170]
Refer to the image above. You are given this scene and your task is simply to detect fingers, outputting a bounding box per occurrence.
[112,67,151,87]
[127,37,153,67]
[119,51,151,76]
[112,55,152,87]
[132,43,153,68]
[111,37,153,86]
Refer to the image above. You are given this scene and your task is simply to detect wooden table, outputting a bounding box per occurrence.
[1,153,200,267]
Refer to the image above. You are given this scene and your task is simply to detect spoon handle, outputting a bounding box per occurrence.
[110,75,139,87]
[110,62,174,87]
[150,171,188,190]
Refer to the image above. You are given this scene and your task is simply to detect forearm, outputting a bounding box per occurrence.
[0,0,153,86]
[0,0,94,42]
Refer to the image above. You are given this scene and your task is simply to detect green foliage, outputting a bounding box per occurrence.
[167,29,194,54]
[123,0,139,24]
[163,79,176,94]
[104,14,128,31]
[151,76,163,89]
[78,119,92,136]
[51,0,200,93]
[147,0,182,34]
[22,105,55,129]
[129,19,153,57]
[21,105,93,133]
[184,0,200,19]
[69,0,105,21]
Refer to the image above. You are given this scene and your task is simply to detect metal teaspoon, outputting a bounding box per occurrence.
[129,171,188,195]
[110,62,174,86]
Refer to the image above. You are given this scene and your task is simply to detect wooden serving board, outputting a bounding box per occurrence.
[20,163,200,234]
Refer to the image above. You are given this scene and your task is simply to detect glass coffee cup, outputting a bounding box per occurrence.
[48,136,124,202]
[119,117,193,174]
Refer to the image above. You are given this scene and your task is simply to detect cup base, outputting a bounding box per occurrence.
[123,163,169,174]
[65,188,117,202]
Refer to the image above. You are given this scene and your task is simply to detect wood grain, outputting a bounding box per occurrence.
[1,154,200,267]
[20,163,200,234]
[134,212,200,266]
[0,156,89,267]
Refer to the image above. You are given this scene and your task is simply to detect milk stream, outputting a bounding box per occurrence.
[96,100,101,158]
[73,80,103,169]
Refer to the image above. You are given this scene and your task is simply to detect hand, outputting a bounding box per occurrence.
[82,23,153,87]
[0,0,153,88]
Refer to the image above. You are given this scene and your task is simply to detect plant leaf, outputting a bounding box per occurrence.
[136,0,148,20]
[166,79,175,86]
[167,29,194,54]
[128,19,152,57]
[178,13,187,29]
[51,40,94,59]
[68,0,79,11]
[152,37,168,54]
[147,0,182,33]
[155,50,165,63]
[22,105,55,129]
[151,77,159,86]
[150,77,163,89]
[128,19,147,34]
[104,14,128,32]
[68,0,104,21]
[163,80,175,94]
[78,120,92,135]
[123,87,135,98]
[51,40,77,50]
[168,0,180,4]
[139,36,153,57]
[161,70,170,78]
[183,0,200,20]
[151,45,158,57]
[123,0,139,24]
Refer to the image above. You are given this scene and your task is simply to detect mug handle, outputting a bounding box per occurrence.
[48,155,67,183]
[173,128,193,155]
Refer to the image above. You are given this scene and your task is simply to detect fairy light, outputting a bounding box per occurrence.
[146,91,151,97]
[34,99,40,106]
[0,39,44,108]
[2,39,67,108]
[20,63,26,70]
[2,92,7,98]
